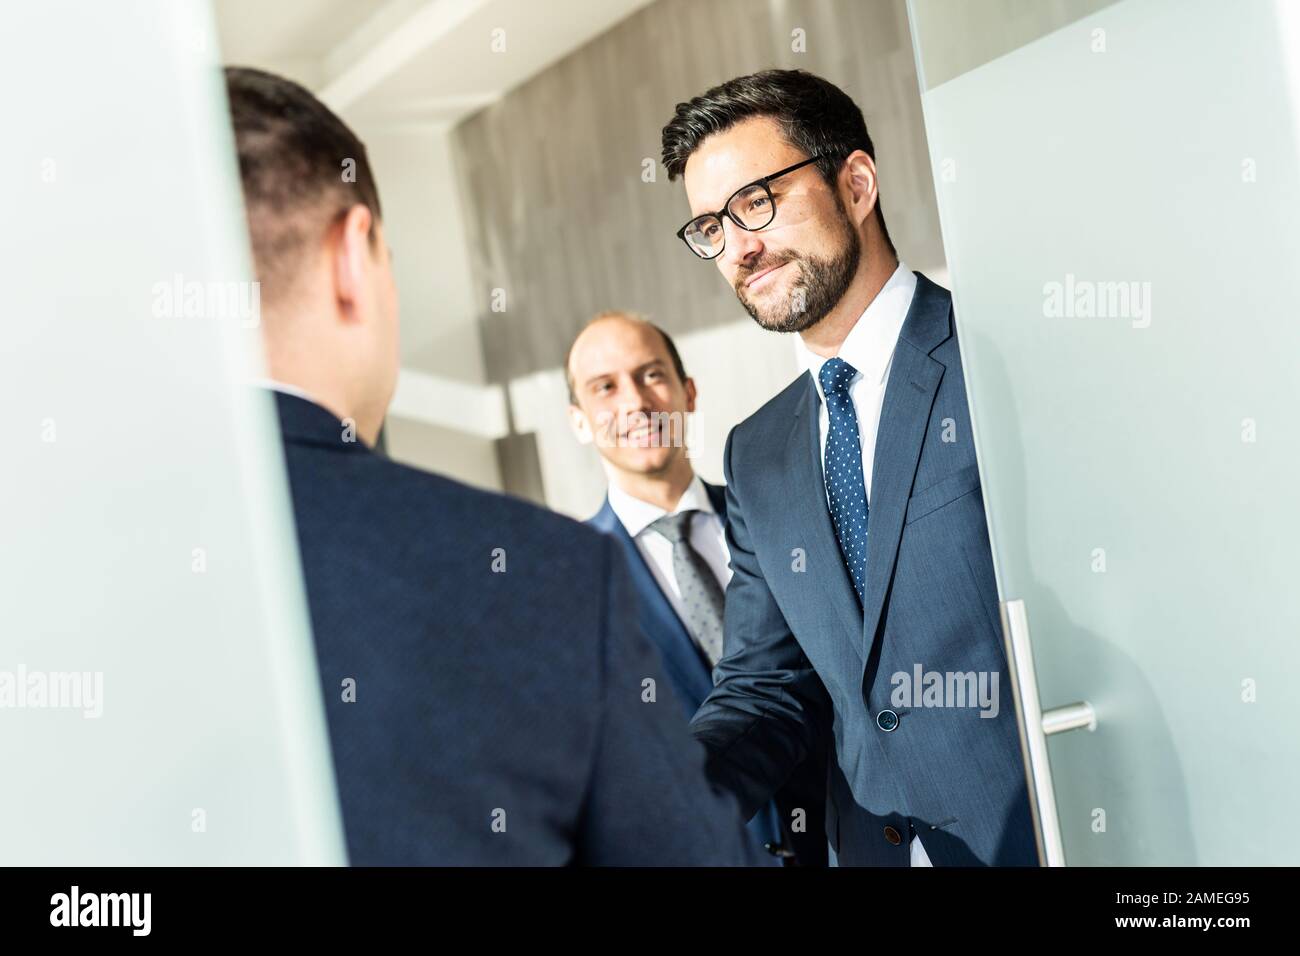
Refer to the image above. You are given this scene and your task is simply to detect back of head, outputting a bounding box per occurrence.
[224,66,397,444]
[225,66,382,303]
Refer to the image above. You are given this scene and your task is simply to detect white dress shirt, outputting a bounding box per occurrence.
[606,475,732,638]
[250,378,318,404]
[795,262,934,868]
[797,262,917,507]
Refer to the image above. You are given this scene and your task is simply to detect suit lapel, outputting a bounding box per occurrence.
[859,275,951,659]
[703,480,727,520]
[785,374,868,661]
[588,499,714,708]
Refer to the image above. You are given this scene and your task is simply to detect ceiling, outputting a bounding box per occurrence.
[213,0,656,127]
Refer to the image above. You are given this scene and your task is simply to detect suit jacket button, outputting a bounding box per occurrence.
[876,709,899,732]
[883,825,903,846]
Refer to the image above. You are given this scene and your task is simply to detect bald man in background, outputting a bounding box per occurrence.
[224,66,757,865]
[567,311,828,866]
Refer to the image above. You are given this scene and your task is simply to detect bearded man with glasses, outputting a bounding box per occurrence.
[661,69,1036,868]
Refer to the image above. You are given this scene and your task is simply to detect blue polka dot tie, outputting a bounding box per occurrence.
[819,357,869,606]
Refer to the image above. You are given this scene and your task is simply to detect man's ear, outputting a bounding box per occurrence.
[567,402,594,445]
[332,204,374,321]
[841,151,879,228]
[684,377,698,415]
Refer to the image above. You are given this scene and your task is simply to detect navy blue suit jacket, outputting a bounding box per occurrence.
[273,391,758,865]
[588,483,828,866]
[690,274,1037,866]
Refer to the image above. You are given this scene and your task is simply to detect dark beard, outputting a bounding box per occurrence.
[734,211,861,334]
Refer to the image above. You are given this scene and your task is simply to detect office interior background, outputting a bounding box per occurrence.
[210,0,969,517]
[5,0,1299,868]
[208,0,1300,864]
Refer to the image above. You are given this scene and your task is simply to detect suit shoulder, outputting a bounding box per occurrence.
[360,455,612,558]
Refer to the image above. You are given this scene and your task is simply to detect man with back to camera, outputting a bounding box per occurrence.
[223,65,758,865]
[565,310,828,866]
[659,69,1036,865]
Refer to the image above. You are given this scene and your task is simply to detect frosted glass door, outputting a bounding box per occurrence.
[908,0,1300,865]
[0,0,345,864]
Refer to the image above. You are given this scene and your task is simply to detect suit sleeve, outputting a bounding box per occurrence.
[576,535,761,866]
[689,427,832,822]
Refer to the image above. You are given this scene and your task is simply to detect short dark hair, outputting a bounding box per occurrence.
[224,66,383,302]
[565,312,688,405]
[661,69,894,255]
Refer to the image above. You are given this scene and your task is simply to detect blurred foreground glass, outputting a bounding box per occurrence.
[908,0,1300,865]
[0,0,346,864]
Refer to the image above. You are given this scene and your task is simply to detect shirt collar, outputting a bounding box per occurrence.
[798,262,918,401]
[606,474,715,539]
[250,377,318,404]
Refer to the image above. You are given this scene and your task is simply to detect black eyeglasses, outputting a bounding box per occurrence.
[675,156,820,260]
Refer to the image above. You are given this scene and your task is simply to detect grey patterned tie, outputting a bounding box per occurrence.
[646,510,726,666]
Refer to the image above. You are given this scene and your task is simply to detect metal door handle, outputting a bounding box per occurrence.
[1001,598,1095,866]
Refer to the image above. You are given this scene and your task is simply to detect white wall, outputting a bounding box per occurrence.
[354,121,504,491]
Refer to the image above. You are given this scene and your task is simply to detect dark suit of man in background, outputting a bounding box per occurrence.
[223,66,757,865]
[566,311,827,866]
[660,69,1036,866]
